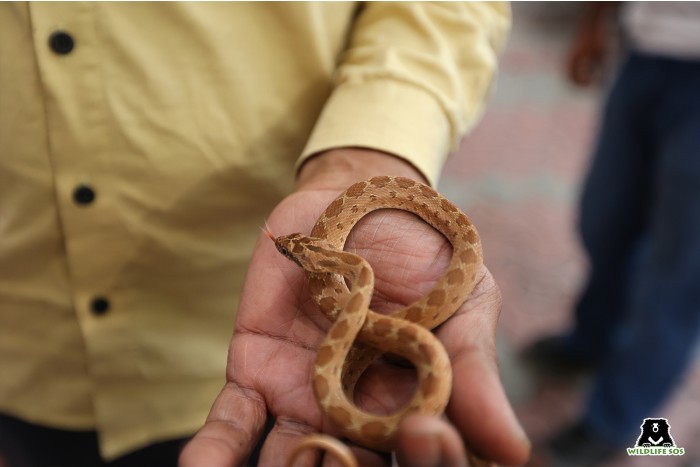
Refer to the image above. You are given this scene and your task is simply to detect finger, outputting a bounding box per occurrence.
[257,417,319,466]
[321,443,389,467]
[179,382,267,467]
[441,273,531,465]
[395,414,468,467]
[259,419,389,467]
[449,352,529,465]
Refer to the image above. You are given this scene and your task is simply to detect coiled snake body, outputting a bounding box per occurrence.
[272,176,484,466]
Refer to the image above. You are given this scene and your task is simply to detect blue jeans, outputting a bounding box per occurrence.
[564,52,700,445]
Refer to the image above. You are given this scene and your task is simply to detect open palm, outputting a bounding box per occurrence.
[180,183,528,466]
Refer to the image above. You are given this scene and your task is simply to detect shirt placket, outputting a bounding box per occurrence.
[29,3,137,383]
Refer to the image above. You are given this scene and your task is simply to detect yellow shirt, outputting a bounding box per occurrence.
[0,2,509,459]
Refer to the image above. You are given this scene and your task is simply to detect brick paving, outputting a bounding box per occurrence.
[438,3,700,466]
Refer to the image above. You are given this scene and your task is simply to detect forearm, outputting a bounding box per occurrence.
[296,3,510,190]
[296,148,428,192]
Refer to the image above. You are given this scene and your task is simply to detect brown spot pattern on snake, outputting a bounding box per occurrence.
[370,176,391,188]
[396,178,416,189]
[330,319,350,339]
[313,223,327,238]
[345,293,364,314]
[308,277,323,296]
[455,213,470,227]
[420,372,440,397]
[346,183,365,198]
[459,249,478,264]
[446,269,464,285]
[314,375,330,400]
[328,406,352,426]
[406,306,423,322]
[465,228,479,244]
[397,326,418,343]
[326,198,344,218]
[427,289,446,306]
[419,185,438,198]
[356,266,371,287]
[316,345,335,367]
[440,198,458,212]
[361,421,387,439]
[372,318,393,337]
[342,254,362,265]
[419,342,436,360]
[319,296,337,313]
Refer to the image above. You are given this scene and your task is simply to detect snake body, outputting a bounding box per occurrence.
[273,176,484,464]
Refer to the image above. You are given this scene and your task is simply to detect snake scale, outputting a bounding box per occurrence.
[271,176,486,466]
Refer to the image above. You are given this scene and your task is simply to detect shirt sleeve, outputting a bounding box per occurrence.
[297,2,511,186]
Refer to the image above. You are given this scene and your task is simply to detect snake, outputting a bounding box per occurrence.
[270,176,486,466]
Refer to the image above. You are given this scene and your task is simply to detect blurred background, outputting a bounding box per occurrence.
[438,3,700,466]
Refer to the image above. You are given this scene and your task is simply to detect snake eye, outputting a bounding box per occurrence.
[276,243,303,268]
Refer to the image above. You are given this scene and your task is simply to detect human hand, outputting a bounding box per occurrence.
[566,3,616,87]
[179,150,530,466]
[567,31,607,87]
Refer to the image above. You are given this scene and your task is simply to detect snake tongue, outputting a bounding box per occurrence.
[261,221,276,241]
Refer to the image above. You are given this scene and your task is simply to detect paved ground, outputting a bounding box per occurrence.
[439,3,700,466]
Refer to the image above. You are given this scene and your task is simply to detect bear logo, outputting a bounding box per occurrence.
[635,418,675,448]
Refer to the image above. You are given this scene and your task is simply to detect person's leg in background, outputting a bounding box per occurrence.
[523,53,658,375]
[524,53,700,466]
[564,53,661,364]
[581,55,700,448]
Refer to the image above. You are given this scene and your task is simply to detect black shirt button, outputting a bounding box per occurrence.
[91,297,110,316]
[73,185,95,205]
[49,31,75,55]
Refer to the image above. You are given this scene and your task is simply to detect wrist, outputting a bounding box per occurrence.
[296,148,428,192]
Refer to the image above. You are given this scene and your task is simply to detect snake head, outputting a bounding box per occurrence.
[262,223,304,267]
[273,233,306,268]
[272,232,343,273]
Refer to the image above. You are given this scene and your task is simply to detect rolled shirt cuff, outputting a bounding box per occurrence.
[297,79,452,187]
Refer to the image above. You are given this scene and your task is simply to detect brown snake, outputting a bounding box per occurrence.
[271,176,487,466]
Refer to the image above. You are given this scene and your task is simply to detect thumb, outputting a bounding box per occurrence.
[179,382,267,467]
